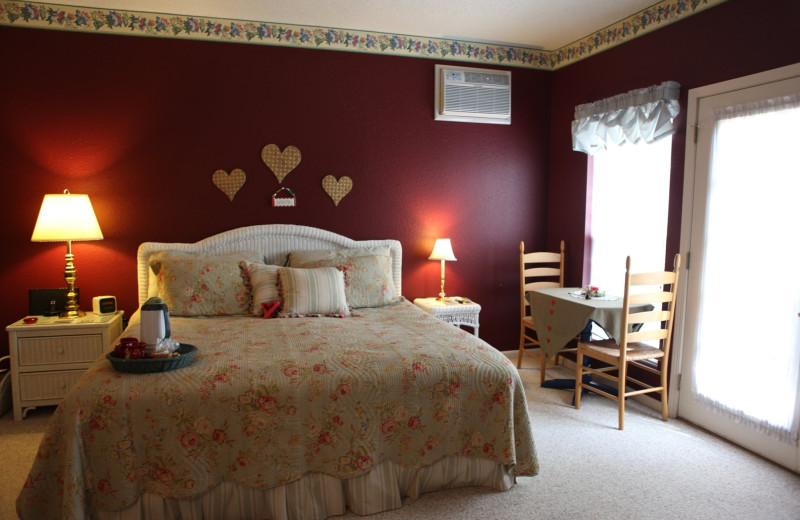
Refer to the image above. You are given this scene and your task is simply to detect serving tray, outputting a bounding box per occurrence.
[106,343,198,373]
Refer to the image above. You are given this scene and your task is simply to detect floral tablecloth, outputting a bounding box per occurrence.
[17,300,538,519]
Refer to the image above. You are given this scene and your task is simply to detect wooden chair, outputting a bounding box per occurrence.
[517,240,571,384]
[574,254,681,430]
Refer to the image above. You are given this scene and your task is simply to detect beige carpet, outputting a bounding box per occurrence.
[2,353,800,520]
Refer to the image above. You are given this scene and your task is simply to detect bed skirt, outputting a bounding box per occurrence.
[95,455,515,520]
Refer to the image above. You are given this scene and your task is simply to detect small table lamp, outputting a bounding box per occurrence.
[428,238,457,300]
[31,190,104,317]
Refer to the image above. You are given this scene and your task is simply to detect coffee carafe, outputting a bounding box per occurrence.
[140,297,171,347]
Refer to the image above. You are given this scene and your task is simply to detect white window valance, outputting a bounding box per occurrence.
[571,81,681,155]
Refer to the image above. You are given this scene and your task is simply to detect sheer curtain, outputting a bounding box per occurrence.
[692,93,800,443]
[572,81,680,155]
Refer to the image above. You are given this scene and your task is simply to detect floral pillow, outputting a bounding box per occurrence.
[277,267,349,317]
[288,247,398,308]
[150,252,261,316]
[148,250,263,299]
[240,261,281,317]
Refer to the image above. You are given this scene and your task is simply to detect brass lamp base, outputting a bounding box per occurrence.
[436,259,448,301]
[60,244,84,318]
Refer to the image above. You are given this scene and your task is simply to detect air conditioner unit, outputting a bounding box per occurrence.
[434,64,511,125]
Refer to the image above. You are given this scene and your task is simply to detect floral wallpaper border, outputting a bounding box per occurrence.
[0,0,727,70]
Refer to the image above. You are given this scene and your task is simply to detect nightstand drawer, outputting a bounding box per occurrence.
[17,334,103,366]
[19,370,84,400]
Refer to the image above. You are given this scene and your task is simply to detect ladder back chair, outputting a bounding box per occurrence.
[574,254,681,430]
[517,240,573,384]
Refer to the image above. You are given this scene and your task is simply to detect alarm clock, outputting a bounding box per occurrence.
[92,295,117,315]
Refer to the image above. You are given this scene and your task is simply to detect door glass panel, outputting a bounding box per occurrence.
[692,100,800,442]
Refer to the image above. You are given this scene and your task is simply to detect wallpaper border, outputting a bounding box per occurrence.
[0,0,727,70]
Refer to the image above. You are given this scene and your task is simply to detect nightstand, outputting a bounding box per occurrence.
[6,311,124,420]
[413,297,481,337]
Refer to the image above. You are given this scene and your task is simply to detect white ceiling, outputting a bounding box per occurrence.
[52,0,662,50]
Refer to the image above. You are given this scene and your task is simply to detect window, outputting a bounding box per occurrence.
[586,137,673,297]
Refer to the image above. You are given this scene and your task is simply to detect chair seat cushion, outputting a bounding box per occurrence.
[579,339,664,363]
[522,315,535,329]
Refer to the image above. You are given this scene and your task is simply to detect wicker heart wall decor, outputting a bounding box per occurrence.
[321,175,353,206]
[212,168,247,202]
[261,144,301,183]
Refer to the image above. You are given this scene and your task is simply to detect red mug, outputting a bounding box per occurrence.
[126,347,145,360]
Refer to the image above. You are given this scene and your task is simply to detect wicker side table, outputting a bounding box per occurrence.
[413,297,481,337]
[6,311,123,420]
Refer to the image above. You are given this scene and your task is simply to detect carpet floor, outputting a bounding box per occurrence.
[2,352,799,520]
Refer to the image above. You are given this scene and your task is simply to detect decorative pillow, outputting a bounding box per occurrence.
[149,250,263,276]
[288,246,392,265]
[150,252,261,316]
[288,247,398,308]
[147,250,263,299]
[240,261,281,317]
[277,267,349,317]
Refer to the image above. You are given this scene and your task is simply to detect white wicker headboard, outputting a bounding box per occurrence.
[136,224,403,307]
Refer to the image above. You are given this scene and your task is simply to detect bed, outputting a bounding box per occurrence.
[17,224,538,520]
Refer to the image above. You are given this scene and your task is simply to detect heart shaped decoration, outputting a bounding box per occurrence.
[322,175,353,206]
[261,144,301,183]
[212,168,247,202]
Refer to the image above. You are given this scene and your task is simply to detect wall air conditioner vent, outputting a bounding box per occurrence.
[435,64,511,125]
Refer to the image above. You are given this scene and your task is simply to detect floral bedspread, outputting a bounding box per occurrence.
[17,300,538,519]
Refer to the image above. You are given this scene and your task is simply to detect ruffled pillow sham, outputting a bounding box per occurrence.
[288,247,398,308]
[149,251,262,316]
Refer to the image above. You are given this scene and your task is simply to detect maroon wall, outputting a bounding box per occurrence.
[0,25,551,357]
[548,0,800,286]
[2,0,798,361]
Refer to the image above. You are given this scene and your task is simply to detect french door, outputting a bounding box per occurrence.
[675,63,800,472]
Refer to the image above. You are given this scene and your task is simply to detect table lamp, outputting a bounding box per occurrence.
[428,238,456,300]
[31,190,104,317]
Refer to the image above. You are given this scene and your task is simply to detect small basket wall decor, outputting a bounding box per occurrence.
[106,344,198,373]
[272,187,296,207]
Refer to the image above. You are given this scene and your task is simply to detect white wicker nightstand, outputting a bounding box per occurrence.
[6,311,123,420]
[413,297,481,337]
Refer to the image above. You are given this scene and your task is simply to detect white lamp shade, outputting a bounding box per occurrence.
[31,192,104,242]
[428,238,456,261]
